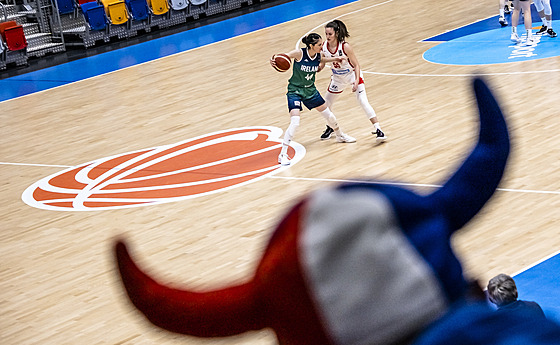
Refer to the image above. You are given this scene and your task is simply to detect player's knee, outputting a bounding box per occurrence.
[290,115,300,127]
[320,109,338,128]
[544,2,552,15]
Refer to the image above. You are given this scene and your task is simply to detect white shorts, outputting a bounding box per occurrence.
[327,71,365,93]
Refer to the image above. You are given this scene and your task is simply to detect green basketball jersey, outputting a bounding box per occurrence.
[287,48,321,99]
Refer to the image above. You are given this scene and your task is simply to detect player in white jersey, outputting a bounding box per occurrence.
[318,20,386,142]
[534,0,557,37]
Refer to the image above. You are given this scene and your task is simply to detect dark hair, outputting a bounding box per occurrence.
[302,33,322,48]
[487,274,518,306]
[326,19,350,42]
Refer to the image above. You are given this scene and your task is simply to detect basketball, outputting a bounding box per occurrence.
[272,53,291,72]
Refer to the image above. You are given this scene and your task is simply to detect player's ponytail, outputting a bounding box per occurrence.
[326,19,350,42]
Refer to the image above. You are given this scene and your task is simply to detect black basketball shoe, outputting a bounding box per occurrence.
[374,128,387,142]
[537,25,548,35]
[321,125,334,140]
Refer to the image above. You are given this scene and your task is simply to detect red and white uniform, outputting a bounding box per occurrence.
[322,41,364,94]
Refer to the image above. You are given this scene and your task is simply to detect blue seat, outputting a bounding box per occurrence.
[56,0,75,14]
[125,0,149,20]
[81,2,108,30]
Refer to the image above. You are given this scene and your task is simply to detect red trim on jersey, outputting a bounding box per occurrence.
[325,40,337,55]
[327,88,344,94]
[342,42,355,69]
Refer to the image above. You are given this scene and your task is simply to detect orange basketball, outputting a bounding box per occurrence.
[272,53,291,72]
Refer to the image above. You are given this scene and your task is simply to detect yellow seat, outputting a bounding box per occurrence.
[101,0,129,24]
[148,0,169,15]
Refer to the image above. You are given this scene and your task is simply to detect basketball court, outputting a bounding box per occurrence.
[1,0,559,343]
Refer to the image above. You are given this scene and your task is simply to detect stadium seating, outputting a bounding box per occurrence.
[0,21,18,39]
[77,0,97,5]
[81,2,109,30]
[0,21,28,51]
[101,0,130,25]
[169,0,188,11]
[147,0,169,15]
[125,0,149,20]
[55,0,75,14]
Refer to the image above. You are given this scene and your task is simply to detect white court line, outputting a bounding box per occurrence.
[4,161,560,196]
[0,162,72,168]
[512,249,560,277]
[267,175,560,196]
[4,162,560,195]
[296,0,560,76]
[296,0,395,49]
[362,69,560,77]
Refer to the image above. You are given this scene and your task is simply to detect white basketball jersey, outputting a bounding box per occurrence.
[322,41,354,75]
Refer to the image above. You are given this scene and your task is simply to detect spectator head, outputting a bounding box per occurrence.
[487,274,518,306]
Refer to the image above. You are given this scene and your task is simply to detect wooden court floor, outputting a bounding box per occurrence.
[2,0,560,343]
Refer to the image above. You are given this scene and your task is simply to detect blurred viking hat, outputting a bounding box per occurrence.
[115,77,509,345]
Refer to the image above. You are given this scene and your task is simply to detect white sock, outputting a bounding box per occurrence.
[374,122,381,131]
[548,19,553,29]
[512,26,517,34]
[541,18,548,27]
[500,9,504,17]
[281,116,300,155]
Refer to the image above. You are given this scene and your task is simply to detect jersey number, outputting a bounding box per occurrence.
[332,62,341,68]
[305,74,313,80]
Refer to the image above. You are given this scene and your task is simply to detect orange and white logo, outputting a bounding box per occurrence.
[22,127,305,211]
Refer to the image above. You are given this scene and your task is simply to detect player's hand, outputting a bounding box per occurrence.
[334,56,348,63]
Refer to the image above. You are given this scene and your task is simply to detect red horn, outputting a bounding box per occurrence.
[114,240,264,337]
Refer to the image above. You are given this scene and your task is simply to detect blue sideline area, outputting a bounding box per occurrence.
[0,0,357,102]
[515,253,560,322]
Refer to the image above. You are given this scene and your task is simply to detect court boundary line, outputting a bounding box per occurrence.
[267,175,560,196]
[295,1,560,78]
[0,0,359,105]
[362,69,560,77]
[513,249,560,277]
[295,0,394,49]
[419,14,498,42]
[4,161,560,196]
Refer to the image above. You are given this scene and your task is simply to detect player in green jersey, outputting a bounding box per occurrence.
[271,33,356,166]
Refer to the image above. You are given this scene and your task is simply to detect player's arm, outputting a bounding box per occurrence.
[343,43,361,92]
[320,52,346,64]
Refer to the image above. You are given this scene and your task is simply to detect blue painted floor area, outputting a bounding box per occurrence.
[515,253,560,322]
[423,22,560,65]
[0,0,357,102]
[422,1,560,65]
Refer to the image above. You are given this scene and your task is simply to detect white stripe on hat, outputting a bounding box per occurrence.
[301,188,447,345]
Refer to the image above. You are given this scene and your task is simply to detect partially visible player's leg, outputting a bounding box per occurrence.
[355,81,386,142]
[320,77,345,140]
[499,0,508,26]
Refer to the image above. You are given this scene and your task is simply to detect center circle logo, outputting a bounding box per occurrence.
[22,127,305,211]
